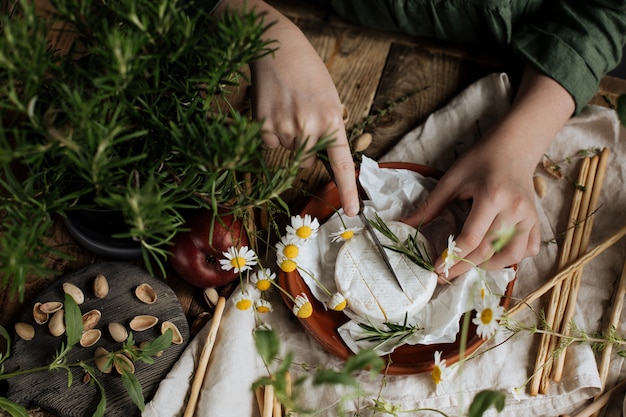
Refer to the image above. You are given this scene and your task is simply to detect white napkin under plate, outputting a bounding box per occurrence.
[144,73,626,417]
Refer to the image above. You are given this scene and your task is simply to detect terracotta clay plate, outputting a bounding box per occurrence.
[278,162,515,375]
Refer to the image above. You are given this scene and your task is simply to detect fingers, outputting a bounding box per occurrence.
[258,107,359,216]
[436,202,541,280]
[400,178,454,227]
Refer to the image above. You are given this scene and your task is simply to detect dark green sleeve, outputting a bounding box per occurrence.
[511,1,626,114]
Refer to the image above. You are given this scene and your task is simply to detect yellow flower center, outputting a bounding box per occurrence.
[280,259,297,273]
[283,244,299,259]
[236,299,252,310]
[296,226,312,239]
[256,305,270,313]
[340,230,354,240]
[231,256,246,269]
[480,288,486,300]
[256,280,271,291]
[480,307,493,325]
[431,366,443,385]
[441,248,449,262]
[331,300,347,311]
[296,302,313,318]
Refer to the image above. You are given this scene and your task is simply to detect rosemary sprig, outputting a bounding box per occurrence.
[357,314,421,346]
[368,213,435,271]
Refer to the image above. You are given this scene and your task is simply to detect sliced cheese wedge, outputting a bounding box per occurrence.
[334,221,438,323]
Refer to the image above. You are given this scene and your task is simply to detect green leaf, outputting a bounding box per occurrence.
[254,328,280,365]
[0,325,11,362]
[343,349,384,375]
[0,397,29,417]
[121,370,145,412]
[312,369,357,388]
[63,293,83,347]
[467,390,506,417]
[91,373,107,417]
[139,329,172,357]
[618,94,626,127]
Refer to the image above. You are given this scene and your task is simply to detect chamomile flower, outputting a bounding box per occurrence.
[440,235,462,277]
[509,386,524,401]
[292,293,313,318]
[220,246,257,273]
[329,226,363,243]
[250,268,276,292]
[328,292,347,311]
[276,236,301,260]
[431,351,450,392]
[254,299,273,313]
[277,255,298,273]
[473,294,505,339]
[232,290,255,311]
[286,214,320,241]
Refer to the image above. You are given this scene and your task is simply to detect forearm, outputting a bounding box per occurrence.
[481,65,576,175]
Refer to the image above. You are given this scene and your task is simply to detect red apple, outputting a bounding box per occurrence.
[169,208,249,288]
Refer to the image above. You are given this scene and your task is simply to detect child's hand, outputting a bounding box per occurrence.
[216,0,360,217]
[402,141,541,279]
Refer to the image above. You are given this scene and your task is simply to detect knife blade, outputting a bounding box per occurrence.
[319,155,406,292]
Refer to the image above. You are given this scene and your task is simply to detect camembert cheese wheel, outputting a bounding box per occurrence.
[334,221,438,323]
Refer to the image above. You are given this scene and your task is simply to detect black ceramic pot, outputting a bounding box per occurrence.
[63,208,143,260]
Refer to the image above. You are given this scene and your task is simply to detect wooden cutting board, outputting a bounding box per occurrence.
[4,262,189,417]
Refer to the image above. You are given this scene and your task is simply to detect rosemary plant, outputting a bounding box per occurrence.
[0,0,323,301]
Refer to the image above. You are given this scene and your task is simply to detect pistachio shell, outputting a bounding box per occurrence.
[39,301,63,314]
[161,321,184,345]
[62,282,85,304]
[533,175,548,199]
[203,287,219,307]
[94,347,112,373]
[352,132,373,153]
[49,309,65,337]
[82,309,102,331]
[15,322,35,341]
[341,104,349,123]
[80,329,102,347]
[190,312,211,335]
[129,315,159,331]
[33,302,49,325]
[108,322,128,343]
[93,274,109,299]
[135,283,157,304]
[114,353,135,374]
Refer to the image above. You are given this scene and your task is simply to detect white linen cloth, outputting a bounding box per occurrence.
[143,73,626,417]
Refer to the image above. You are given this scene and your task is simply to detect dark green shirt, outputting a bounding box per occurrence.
[207,1,626,114]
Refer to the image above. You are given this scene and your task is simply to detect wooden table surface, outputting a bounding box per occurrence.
[1,1,625,415]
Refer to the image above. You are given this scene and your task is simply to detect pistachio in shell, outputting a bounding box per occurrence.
[93,274,110,299]
[82,309,102,331]
[352,132,373,153]
[33,302,49,325]
[114,353,135,375]
[94,347,113,373]
[108,322,129,343]
[80,329,102,347]
[15,322,35,341]
[161,321,184,345]
[62,282,85,304]
[49,309,65,337]
[129,315,159,331]
[135,283,157,304]
[203,287,219,307]
[39,301,63,314]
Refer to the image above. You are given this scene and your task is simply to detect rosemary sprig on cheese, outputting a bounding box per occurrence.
[368,214,435,272]
[357,314,420,346]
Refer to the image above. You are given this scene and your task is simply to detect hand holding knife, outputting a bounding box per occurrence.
[318,153,406,292]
